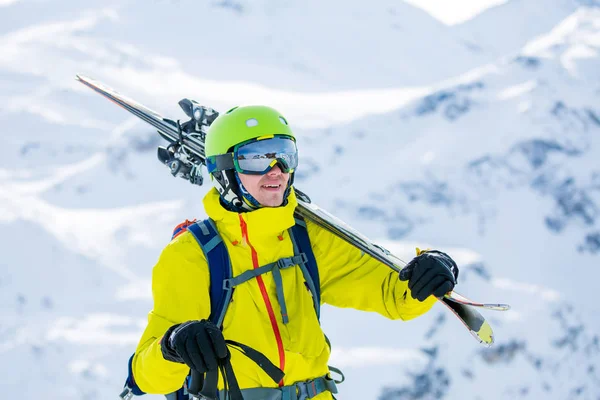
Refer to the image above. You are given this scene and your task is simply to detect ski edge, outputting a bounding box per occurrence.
[445,291,511,311]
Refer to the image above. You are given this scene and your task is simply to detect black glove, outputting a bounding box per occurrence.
[161,320,229,374]
[399,250,459,302]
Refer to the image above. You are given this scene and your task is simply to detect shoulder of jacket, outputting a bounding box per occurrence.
[162,229,208,262]
[304,218,331,238]
[302,218,334,255]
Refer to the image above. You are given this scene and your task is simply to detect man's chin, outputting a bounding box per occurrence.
[259,195,285,207]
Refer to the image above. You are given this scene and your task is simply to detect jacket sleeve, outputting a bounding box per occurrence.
[132,232,211,394]
[308,221,436,321]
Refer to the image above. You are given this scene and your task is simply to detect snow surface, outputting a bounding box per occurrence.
[1,0,599,399]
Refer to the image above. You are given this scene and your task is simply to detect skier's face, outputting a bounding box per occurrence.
[238,165,290,207]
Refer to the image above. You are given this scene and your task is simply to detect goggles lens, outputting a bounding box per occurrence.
[234,136,298,174]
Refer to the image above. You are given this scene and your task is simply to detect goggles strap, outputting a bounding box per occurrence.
[210,153,235,172]
[235,173,262,209]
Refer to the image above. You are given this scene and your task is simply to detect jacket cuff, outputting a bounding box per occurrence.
[160,324,185,363]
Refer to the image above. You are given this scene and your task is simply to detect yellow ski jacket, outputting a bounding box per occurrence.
[132,188,436,398]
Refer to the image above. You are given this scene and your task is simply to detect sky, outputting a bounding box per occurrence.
[404,0,509,25]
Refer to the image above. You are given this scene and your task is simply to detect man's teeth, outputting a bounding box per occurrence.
[263,184,280,188]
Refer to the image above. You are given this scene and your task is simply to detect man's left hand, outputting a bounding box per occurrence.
[399,250,459,302]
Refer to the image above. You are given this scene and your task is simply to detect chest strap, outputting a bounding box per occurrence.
[218,373,338,400]
[223,254,308,324]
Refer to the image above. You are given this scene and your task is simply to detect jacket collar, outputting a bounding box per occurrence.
[203,187,298,243]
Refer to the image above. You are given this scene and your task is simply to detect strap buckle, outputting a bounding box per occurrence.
[295,380,312,400]
[296,253,309,266]
[295,376,337,400]
[277,253,308,270]
[118,386,134,400]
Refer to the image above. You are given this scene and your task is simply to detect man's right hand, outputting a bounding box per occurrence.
[160,320,229,374]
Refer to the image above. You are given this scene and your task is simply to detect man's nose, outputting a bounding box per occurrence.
[267,164,283,175]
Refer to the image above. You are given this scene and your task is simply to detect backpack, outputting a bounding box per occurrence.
[120,216,322,400]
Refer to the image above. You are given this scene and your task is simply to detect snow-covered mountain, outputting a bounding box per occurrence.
[1,0,599,399]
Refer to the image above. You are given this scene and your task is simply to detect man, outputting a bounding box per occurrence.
[131,105,459,399]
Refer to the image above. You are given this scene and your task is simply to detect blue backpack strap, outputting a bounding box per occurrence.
[123,218,233,400]
[186,218,233,327]
[119,354,146,399]
[290,216,321,320]
[289,218,344,383]
[168,219,232,400]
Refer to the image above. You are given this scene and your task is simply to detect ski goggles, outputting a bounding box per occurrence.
[207,135,298,175]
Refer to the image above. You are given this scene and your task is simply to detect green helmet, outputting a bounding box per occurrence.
[205,105,296,211]
[205,105,294,158]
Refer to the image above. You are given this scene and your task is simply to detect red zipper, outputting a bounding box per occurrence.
[238,214,286,386]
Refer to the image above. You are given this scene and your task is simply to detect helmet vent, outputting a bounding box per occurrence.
[246,118,259,127]
[279,116,288,125]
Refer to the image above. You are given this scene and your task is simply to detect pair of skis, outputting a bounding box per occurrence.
[76,74,509,346]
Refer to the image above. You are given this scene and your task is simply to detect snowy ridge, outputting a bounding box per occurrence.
[1,1,599,399]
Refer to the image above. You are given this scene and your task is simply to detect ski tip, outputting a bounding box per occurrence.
[75,74,95,85]
[488,304,511,312]
[472,320,494,347]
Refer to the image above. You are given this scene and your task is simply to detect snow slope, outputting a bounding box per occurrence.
[1,0,599,399]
